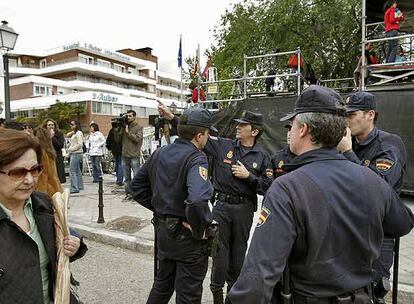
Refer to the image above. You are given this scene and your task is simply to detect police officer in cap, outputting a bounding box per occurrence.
[227,85,414,304]
[338,91,407,302]
[204,110,273,304]
[130,107,217,304]
[271,121,296,179]
[156,105,273,304]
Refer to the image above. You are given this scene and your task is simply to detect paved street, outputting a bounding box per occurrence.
[65,174,414,303]
[71,241,214,304]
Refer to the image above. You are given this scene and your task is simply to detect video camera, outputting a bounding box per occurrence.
[111,113,129,128]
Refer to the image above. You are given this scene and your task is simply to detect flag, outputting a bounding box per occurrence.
[202,57,212,79]
[194,45,200,76]
[178,36,182,68]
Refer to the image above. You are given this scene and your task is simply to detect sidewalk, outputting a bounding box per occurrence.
[67,174,414,293]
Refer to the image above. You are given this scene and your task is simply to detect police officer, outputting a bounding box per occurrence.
[204,111,273,304]
[338,91,406,302]
[156,106,273,304]
[227,85,414,304]
[271,122,296,179]
[130,107,217,304]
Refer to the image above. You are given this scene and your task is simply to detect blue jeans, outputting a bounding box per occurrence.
[114,154,124,184]
[386,30,399,63]
[70,153,84,192]
[122,157,140,194]
[90,155,103,182]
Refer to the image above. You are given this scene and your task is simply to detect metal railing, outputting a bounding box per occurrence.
[196,48,303,105]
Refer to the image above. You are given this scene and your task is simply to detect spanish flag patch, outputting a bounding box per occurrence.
[199,166,208,181]
[257,206,271,227]
[375,158,394,172]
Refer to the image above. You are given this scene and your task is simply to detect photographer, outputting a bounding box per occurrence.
[114,110,143,200]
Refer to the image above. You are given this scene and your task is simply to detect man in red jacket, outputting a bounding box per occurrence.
[384,0,404,63]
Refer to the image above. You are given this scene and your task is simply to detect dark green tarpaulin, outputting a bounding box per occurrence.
[213,90,414,193]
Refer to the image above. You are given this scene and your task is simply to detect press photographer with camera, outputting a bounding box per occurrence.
[114,110,143,200]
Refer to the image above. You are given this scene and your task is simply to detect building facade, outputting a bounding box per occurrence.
[5,42,188,134]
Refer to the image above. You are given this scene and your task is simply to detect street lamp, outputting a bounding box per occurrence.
[0,21,19,122]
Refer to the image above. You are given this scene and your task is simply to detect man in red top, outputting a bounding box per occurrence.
[384,0,404,63]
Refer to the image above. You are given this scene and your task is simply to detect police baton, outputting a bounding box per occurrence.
[392,237,400,304]
[281,265,291,304]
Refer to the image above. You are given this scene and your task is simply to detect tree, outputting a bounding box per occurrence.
[210,0,361,98]
[16,102,86,131]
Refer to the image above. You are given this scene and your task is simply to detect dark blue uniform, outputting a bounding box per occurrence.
[228,148,414,304]
[343,127,407,281]
[205,136,273,299]
[271,145,296,179]
[131,138,213,304]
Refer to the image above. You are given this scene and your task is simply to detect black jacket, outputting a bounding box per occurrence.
[0,191,87,304]
[228,148,414,304]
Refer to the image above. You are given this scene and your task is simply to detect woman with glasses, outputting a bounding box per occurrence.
[66,120,84,194]
[33,126,64,197]
[0,128,87,304]
[42,118,66,183]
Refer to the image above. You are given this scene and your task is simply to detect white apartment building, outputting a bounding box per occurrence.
[4,42,188,134]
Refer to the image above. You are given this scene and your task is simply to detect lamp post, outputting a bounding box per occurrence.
[0,21,19,122]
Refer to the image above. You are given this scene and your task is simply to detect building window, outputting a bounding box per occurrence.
[97,59,111,69]
[92,101,112,115]
[40,59,47,68]
[114,63,125,73]
[148,85,155,93]
[34,84,52,96]
[113,104,123,116]
[79,54,94,65]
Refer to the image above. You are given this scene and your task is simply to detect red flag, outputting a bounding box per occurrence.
[201,59,211,79]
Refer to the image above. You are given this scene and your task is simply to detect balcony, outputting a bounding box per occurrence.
[9,57,157,85]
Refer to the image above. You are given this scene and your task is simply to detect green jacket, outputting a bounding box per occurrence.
[115,120,143,158]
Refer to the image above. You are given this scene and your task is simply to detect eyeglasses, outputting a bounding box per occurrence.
[0,164,43,181]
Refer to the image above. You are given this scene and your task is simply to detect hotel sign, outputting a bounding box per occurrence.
[92,93,119,103]
[63,42,131,62]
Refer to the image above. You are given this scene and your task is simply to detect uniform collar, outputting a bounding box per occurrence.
[353,127,378,147]
[175,137,199,150]
[284,148,346,172]
[236,139,261,152]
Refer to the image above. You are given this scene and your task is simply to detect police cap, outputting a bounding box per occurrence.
[234,111,263,126]
[280,85,345,121]
[345,91,377,113]
[183,107,218,132]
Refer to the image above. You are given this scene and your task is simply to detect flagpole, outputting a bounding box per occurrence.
[179,35,184,109]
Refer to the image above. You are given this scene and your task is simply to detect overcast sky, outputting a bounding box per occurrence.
[1,0,241,75]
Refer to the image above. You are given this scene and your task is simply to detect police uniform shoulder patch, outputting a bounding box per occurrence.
[226,150,233,159]
[252,162,258,169]
[278,160,285,168]
[266,169,273,178]
[376,158,394,172]
[257,206,271,227]
[199,166,208,181]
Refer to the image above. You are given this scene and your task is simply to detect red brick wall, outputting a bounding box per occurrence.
[10,83,33,100]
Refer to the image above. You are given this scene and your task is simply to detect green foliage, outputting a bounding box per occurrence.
[15,102,86,131]
[210,0,362,97]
